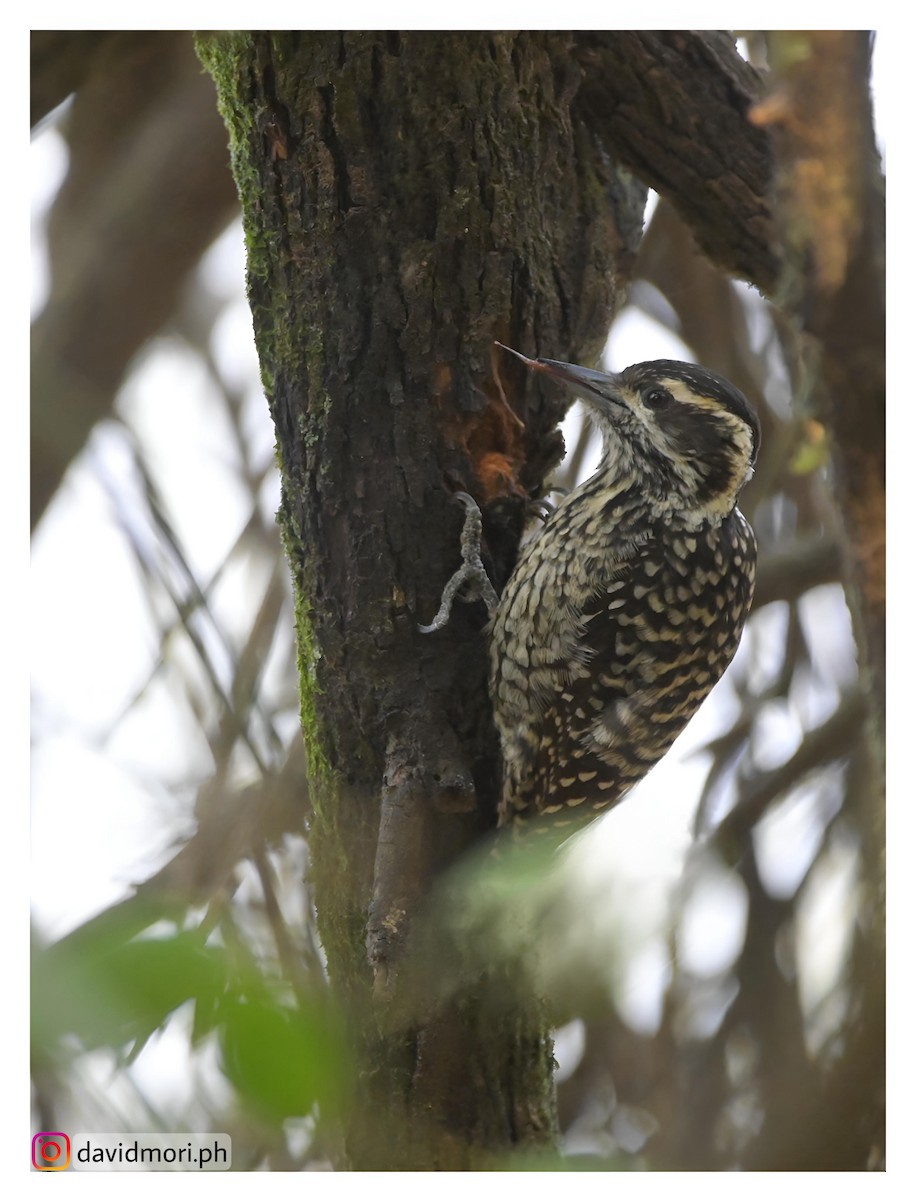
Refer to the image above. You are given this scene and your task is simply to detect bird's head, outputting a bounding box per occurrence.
[497,343,760,522]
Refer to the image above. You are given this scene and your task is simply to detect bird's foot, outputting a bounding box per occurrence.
[527,496,555,523]
[418,493,500,633]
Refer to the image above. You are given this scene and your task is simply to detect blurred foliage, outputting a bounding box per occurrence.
[31,32,881,1171]
[33,910,351,1150]
[34,920,228,1055]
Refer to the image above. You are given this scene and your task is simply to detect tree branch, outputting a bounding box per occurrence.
[573,31,779,292]
[755,32,885,721]
[753,536,843,610]
[717,686,866,845]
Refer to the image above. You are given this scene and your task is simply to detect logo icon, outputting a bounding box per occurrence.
[32,1132,71,1170]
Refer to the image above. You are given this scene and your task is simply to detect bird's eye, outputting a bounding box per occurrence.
[643,386,672,411]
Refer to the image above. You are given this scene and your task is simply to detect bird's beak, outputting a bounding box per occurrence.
[495,342,621,403]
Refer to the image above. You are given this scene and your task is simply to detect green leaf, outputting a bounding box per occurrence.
[218,992,349,1124]
[33,926,226,1053]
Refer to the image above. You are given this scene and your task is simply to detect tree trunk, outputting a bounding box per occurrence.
[755,31,885,1167]
[199,30,644,1169]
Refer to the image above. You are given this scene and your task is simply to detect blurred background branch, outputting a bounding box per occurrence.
[30,31,239,527]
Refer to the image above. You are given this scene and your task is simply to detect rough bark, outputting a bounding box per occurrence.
[572,31,778,292]
[199,31,644,1169]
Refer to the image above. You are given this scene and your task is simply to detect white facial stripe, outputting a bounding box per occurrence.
[662,380,720,411]
[628,379,730,420]
[663,379,699,405]
[655,382,754,454]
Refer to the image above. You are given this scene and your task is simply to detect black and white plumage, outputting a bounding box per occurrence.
[489,346,759,831]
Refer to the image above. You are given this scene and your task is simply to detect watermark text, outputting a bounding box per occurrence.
[33,1133,232,1171]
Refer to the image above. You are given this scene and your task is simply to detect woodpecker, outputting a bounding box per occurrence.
[489,345,759,830]
[421,345,759,834]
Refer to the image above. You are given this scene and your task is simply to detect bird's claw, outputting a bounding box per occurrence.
[419,493,500,633]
